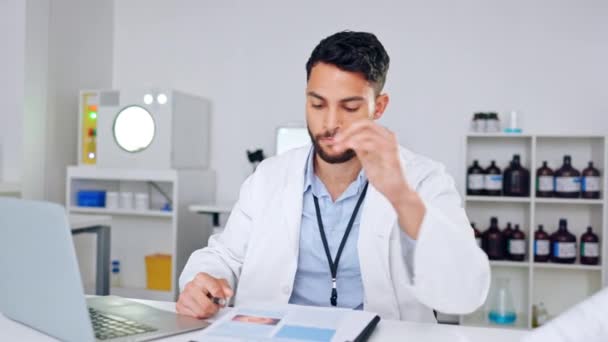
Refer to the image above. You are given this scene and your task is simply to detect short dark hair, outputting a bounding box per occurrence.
[306,31,390,94]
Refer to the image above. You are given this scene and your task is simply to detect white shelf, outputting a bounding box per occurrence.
[69,206,173,218]
[110,286,174,301]
[534,198,604,205]
[0,182,21,194]
[532,263,602,271]
[67,165,177,182]
[463,133,607,330]
[467,133,533,138]
[466,196,531,203]
[490,260,530,268]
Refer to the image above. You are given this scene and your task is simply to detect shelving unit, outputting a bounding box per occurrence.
[460,133,607,330]
[67,166,216,301]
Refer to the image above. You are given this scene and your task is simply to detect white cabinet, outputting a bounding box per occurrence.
[67,166,215,301]
[461,133,606,329]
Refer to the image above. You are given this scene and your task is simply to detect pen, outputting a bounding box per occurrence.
[206,293,227,306]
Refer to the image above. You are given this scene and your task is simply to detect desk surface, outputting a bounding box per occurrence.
[69,214,112,230]
[188,203,234,214]
[0,298,527,341]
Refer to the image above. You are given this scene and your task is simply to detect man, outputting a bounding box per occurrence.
[177,31,490,322]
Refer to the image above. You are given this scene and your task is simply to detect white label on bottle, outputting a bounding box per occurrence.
[484,174,503,190]
[555,177,580,193]
[554,242,576,258]
[509,240,526,255]
[535,240,550,256]
[538,176,554,192]
[468,174,484,190]
[476,237,482,248]
[582,242,599,257]
[582,176,601,192]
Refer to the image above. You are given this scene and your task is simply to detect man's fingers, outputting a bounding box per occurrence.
[176,300,199,318]
[218,279,234,298]
[204,278,227,298]
[335,120,385,143]
[179,293,209,318]
[190,286,220,315]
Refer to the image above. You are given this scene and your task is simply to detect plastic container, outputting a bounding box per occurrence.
[145,254,172,291]
[135,193,149,211]
[77,190,106,207]
[106,192,119,209]
[119,192,134,210]
[111,260,121,287]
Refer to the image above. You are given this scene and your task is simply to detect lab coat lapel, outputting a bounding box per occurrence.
[279,147,310,253]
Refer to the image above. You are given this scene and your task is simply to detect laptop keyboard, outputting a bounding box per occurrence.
[88,307,158,340]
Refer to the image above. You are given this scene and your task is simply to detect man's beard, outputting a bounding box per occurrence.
[307,126,356,164]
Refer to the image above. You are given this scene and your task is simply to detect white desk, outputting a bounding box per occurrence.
[69,214,112,296]
[188,203,234,232]
[0,298,527,341]
[0,182,21,196]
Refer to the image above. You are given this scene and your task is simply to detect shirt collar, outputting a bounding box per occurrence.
[303,146,367,200]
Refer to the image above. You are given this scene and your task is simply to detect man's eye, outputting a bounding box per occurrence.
[344,107,360,112]
[311,103,323,109]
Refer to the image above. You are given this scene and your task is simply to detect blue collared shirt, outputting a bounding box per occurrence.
[289,148,367,309]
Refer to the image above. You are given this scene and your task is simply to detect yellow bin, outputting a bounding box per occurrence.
[145,254,172,291]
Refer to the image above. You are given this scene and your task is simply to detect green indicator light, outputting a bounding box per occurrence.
[89,112,97,120]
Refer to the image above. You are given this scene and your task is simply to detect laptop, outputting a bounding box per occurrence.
[0,197,209,341]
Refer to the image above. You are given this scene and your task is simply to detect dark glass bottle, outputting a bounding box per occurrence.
[555,155,581,198]
[508,224,526,261]
[483,217,504,260]
[536,161,554,198]
[534,225,551,262]
[503,222,514,258]
[472,223,482,249]
[484,161,503,196]
[467,160,485,196]
[551,219,577,264]
[580,226,600,265]
[581,162,601,199]
[503,154,530,197]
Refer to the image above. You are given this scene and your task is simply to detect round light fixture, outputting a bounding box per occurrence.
[157,93,168,105]
[113,106,156,153]
[143,94,154,105]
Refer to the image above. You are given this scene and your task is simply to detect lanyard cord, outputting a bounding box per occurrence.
[312,181,369,306]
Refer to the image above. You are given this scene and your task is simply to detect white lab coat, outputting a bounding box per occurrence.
[180,145,490,322]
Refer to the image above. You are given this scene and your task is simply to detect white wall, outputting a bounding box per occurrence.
[0,0,26,183]
[22,0,51,200]
[44,0,114,203]
[119,0,608,201]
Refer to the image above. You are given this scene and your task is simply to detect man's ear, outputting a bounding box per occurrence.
[372,93,389,120]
